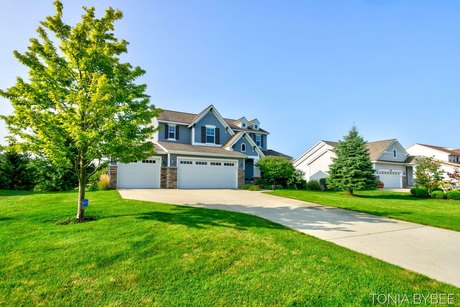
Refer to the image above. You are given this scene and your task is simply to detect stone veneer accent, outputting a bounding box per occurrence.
[238,169,245,189]
[161,167,177,189]
[108,165,118,189]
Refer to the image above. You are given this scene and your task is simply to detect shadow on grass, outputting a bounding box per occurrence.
[353,194,420,201]
[136,206,287,231]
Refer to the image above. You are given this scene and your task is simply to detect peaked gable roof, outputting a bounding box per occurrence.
[322,139,399,161]
[187,105,235,136]
[156,107,269,134]
[223,131,265,157]
[414,143,460,155]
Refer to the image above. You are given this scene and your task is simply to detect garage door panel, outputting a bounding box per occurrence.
[178,158,237,189]
[377,170,402,188]
[118,158,161,189]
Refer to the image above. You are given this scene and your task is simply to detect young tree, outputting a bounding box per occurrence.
[327,126,377,195]
[1,1,160,220]
[447,168,460,189]
[414,157,444,193]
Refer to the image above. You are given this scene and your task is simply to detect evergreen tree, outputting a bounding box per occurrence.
[327,126,377,195]
[0,148,34,190]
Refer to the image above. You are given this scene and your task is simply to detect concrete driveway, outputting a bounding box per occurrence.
[119,189,460,288]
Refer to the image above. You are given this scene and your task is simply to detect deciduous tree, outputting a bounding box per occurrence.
[414,156,444,193]
[1,1,160,220]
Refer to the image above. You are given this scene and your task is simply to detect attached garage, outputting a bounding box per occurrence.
[177,157,238,189]
[117,157,161,189]
[377,170,402,188]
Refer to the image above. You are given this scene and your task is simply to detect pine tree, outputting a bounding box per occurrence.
[327,126,377,195]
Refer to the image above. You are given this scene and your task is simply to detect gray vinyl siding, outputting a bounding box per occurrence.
[248,132,267,151]
[194,112,231,144]
[233,137,257,156]
[378,142,408,162]
[158,123,191,144]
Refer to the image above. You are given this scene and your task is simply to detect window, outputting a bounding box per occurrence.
[254,125,258,129]
[255,134,261,147]
[241,143,246,152]
[142,160,156,164]
[393,149,397,158]
[206,127,215,143]
[224,162,235,166]
[196,161,208,165]
[210,162,222,166]
[168,125,176,139]
[242,123,246,128]
[180,160,192,165]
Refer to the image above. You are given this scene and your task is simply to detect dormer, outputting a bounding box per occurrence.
[248,119,260,130]
[236,117,248,129]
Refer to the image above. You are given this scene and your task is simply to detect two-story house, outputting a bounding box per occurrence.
[294,139,416,188]
[406,143,460,179]
[110,105,288,189]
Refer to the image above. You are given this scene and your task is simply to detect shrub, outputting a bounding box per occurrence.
[256,157,296,188]
[446,190,460,200]
[431,191,445,199]
[377,181,384,189]
[307,180,321,190]
[97,174,111,191]
[243,184,261,191]
[319,178,328,190]
[411,187,430,198]
[410,188,417,196]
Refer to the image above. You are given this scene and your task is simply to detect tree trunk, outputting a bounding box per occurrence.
[76,178,85,221]
[76,164,87,221]
[348,189,354,196]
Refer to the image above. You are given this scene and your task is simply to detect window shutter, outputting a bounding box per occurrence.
[201,126,206,143]
[261,135,264,147]
[164,124,169,139]
[176,126,180,140]
[215,128,220,144]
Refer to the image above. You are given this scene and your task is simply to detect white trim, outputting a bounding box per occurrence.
[191,126,195,145]
[187,105,235,136]
[205,124,216,128]
[223,131,265,157]
[157,120,189,126]
[193,142,222,148]
[166,138,177,142]
[154,142,169,153]
[374,139,397,161]
[167,153,171,167]
[294,141,333,166]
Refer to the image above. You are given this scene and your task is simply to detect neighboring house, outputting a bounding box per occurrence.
[294,139,416,188]
[110,105,288,189]
[406,143,460,179]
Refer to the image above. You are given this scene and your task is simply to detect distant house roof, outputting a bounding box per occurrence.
[263,149,293,160]
[157,109,269,134]
[322,139,401,161]
[415,143,460,156]
[156,141,247,158]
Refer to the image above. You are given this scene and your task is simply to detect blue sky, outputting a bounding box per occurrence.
[1,0,459,158]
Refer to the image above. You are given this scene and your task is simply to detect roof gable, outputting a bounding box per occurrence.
[223,131,265,157]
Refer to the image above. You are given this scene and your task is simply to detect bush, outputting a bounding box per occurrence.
[243,184,261,191]
[431,191,445,199]
[319,178,328,190]
[97,174,111,191]
[256,157,297,188]
[414,188,430,198]
[446,190,460,200]
[307,180,321,190]
[410,187,417,196]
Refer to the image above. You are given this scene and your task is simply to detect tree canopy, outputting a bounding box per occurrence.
[0,1,160,220]
[414,156,443,193]
[326,126,377,195]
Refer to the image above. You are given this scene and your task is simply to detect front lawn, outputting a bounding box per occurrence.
[1,190,458,305]
[268,189,460,232]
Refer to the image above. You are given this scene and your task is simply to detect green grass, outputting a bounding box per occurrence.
[267,189,460,232]
[1,190,458,305]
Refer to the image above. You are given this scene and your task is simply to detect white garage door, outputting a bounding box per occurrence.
[178,157,238,189]
[378,170,402,188]
[117,158,161,189]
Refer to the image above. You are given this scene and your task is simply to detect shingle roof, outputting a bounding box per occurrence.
[156,141,247,158]
[157,109,269,134]
[416,143,460,155]
[263,149,293,160]
[223,131,245,148]
[322,139,396,161]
